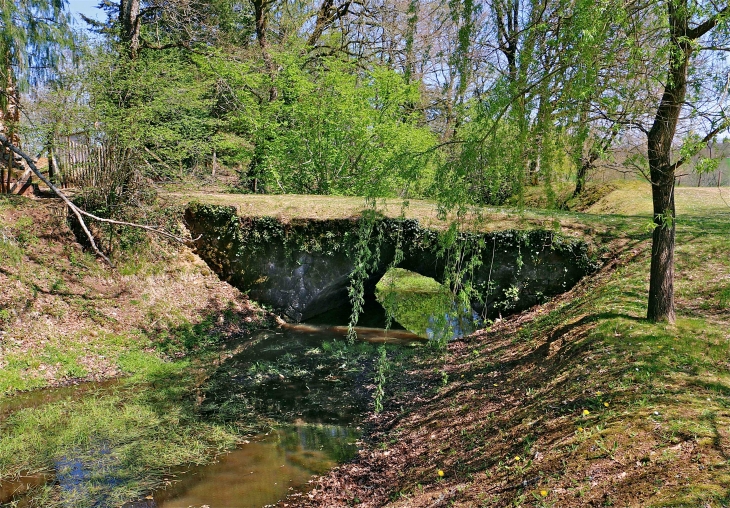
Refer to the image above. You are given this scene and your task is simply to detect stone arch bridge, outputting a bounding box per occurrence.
[184,203,595,322]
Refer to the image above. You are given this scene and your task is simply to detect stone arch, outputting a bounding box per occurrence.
[185,204,595,323]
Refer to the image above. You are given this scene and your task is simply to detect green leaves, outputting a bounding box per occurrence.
[255,56,437,197]
[0,0,75,91]
[88,48,219,178]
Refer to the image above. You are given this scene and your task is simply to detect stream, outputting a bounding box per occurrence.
[0,308,425,508]
[1,271,470,508]
[141,424,361,508]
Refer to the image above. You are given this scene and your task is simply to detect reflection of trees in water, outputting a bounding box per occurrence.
[200,328,372,426]
[293,425,360,463]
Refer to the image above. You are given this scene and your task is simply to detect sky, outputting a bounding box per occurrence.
[66,0,105,24]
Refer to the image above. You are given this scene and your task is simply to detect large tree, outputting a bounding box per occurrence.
[0,0,72,193]
[644,0,729,322]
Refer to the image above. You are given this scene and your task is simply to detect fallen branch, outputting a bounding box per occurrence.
[0,134,198,266]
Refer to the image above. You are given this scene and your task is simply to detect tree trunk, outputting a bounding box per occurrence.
[119,0,141,60]
[645,3,692,323]
[403,0,418,85]
[252,0,278,102]
[1,68,21,194]
[647,177,676,322]
[573,158,590,198]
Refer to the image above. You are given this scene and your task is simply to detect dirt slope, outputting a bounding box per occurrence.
[0,195,263,394]
[286,197,730,507]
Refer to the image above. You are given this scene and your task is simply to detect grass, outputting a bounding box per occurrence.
[0,195,270,506]
[164,189,587,234]
[0,366,239,507]
[584,179,730,216]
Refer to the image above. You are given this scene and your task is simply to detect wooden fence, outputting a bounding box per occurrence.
[52,140,121,189]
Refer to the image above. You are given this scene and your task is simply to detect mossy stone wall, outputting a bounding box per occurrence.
[184,203,595,322]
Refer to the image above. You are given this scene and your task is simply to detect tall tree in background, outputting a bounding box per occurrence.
[118,0,141,59]
[0,0,72,192]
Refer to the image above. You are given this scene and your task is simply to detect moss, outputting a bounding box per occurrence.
[185,204,596,321]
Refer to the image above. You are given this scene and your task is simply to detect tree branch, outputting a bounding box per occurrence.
[0,134,198,267]
[686,6,730,40]
[669,122,730,172]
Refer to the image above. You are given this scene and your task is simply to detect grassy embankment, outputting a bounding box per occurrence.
[3,182,729,506]
[0,195,271,506]
[289,182,730,507]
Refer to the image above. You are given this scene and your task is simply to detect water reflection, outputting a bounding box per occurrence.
[425,306,482,341]
[151,425,359,508]
[200,324,422,425]
[376,268,483,341]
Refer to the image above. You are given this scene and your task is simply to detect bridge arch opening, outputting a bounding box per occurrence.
[305,267,480,340]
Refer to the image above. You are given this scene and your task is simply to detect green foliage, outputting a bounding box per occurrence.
[252,57,438,196]
[437,113,526,207]
[0,0,74,95]
[695,157,720,175]
[89,48,218,178]
[373,345,389,413]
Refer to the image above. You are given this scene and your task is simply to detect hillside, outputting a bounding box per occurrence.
[0,195,269,395]
[285,183,730,507]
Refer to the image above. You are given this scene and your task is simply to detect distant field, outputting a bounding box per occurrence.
[586,180,730,216]
[164,182,730,252]
[168,182,730,220]
[165,191,545,232]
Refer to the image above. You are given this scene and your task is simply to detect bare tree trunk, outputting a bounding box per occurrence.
[403,0,418,85]
[646,3,691,323]
[647,176,676,323]
[119,0,142,60]
[252,0,278,102]
[1,68,21,194]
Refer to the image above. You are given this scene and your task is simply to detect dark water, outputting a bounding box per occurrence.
[148,424,359,508]
[198,322,423,425]
[130,322,422,508]
[305,291,407,329]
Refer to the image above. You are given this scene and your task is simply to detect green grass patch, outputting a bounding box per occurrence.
[0,371,238,507]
